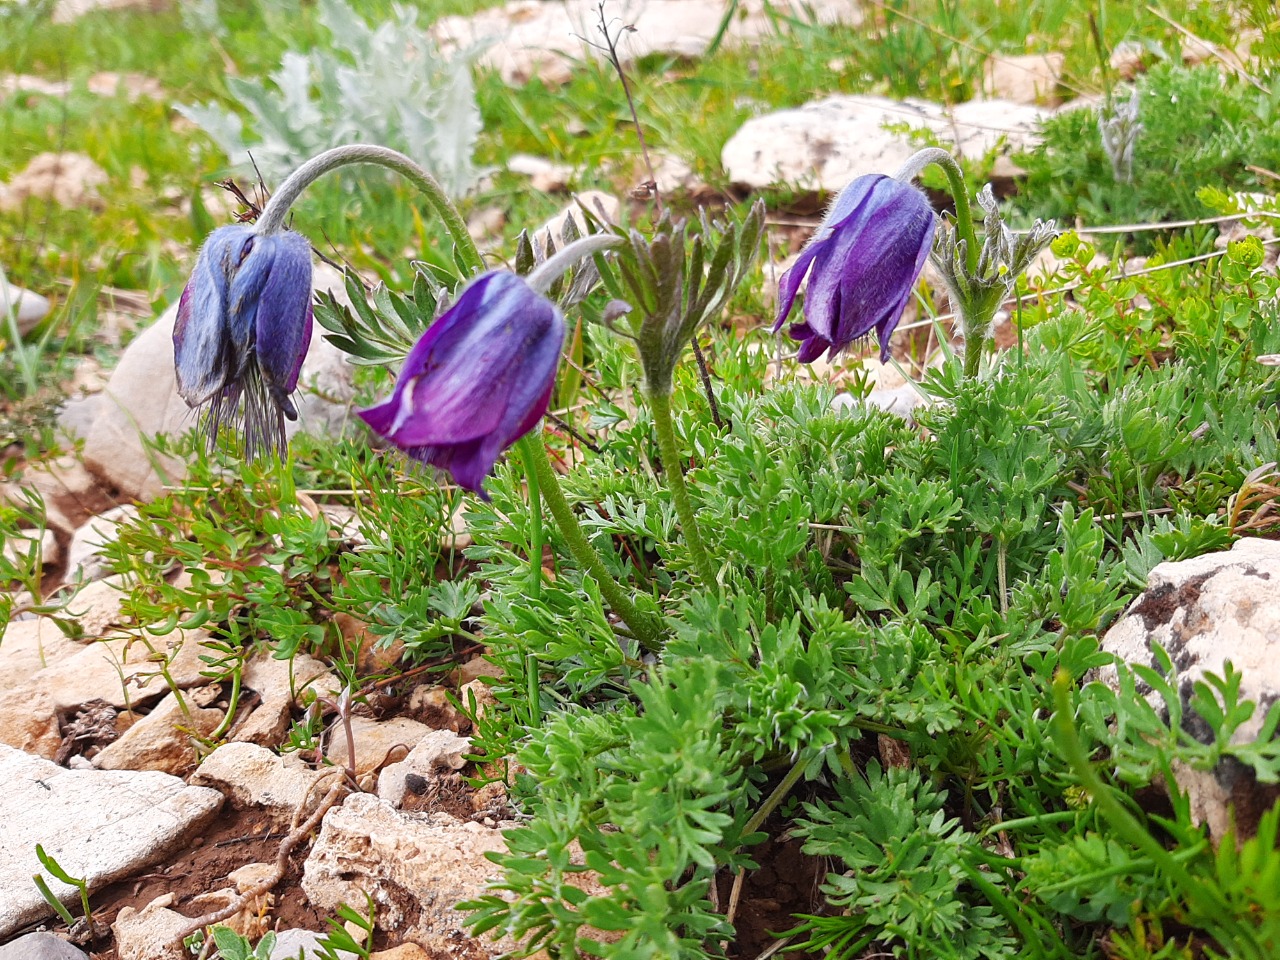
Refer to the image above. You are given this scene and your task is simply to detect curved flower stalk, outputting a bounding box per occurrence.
[174,144,482,458]
[773,175,937,362]
[173,223,313,458]
[357,271,565,498]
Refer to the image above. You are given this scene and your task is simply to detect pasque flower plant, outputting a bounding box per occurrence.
[175,145,665,653]
[898,147,1056,377]
[775,148,1054,378]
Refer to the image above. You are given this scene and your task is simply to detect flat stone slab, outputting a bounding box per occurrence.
[0,744,223,937]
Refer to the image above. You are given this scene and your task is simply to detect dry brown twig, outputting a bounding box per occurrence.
[172,773,349,943]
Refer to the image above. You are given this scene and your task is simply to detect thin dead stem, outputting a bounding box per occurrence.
[172,774,349,942]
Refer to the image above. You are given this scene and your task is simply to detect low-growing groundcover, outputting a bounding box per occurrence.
[66,175,1280,959]
[3,2,1280,959]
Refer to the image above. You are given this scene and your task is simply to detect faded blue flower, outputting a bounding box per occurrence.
[774,174,936,363]
[358,271,565,497]
[173,223,313,457]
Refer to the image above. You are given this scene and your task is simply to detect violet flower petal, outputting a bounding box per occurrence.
[772,174,936,364]
[358,271,566,497]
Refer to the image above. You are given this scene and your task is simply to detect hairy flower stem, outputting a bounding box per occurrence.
[523,440,543,601]
[647,389,718,586]
[895,148,995,377]
[963,325,984,379]
[894,147,977,274]
[522,434,665,654]
[257,145,483,276]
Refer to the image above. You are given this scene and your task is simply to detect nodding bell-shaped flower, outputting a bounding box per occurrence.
[357,271,565,498]
[173,223,313,458]
[774,174,936,363]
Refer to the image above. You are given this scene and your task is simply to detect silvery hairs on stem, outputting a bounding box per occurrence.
[1099,87,1142,185]
[931,185,1057,342]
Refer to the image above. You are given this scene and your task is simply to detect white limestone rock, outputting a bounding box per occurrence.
[52,0,165,24]
[324,716,433,777]
[534,191,621,251]
[191,741,339,827]
[0,746,222,938]
[1099,538,1280,840]
[0,686,62,759]
[433,0,861,87]
[0,617,81,695]
[6,626,221,714]
[110,895,191,960]
[376,729,471,807]
[66,504,138,581]
[301,793,508,949]
[231,651,334,746]
[93,691,224,776]
[0,932,90,960]
[722,94,1049,192]
[267,930,356,960]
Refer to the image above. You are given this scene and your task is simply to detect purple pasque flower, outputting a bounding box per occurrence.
[774,174,936,363]
[173,223,313,458]
[357,271,565,498]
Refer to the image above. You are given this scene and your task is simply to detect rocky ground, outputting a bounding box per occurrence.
[3,1,1276,958]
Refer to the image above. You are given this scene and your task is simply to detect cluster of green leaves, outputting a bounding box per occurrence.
[198,897,375,959]
[456,238,1280,957]
[1013,63,1280,240]
[95,432,464,675]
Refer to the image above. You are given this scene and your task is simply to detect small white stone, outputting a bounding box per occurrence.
[93,691,223,776]
[192,742,340,827]
[324,716,433,777]
[376,729,471,807]
[0,526,58,569]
